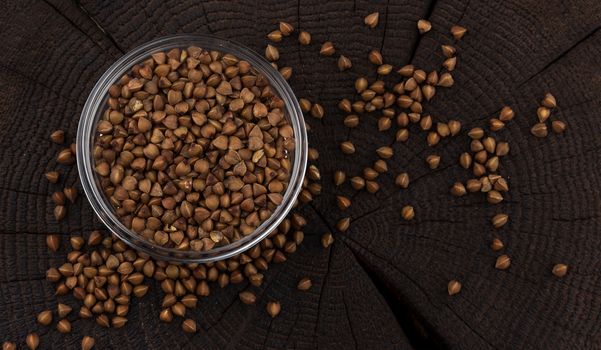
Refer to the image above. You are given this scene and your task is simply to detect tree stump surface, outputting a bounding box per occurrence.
[1,0,601,349]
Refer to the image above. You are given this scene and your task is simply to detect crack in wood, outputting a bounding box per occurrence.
[74,0,125,54]
[518,25,601,88]
[457,0,471,23]
[543,145,601,165]
[0,64,83,106]
[261,318,274,349]
[296,0,309,98]
[0,187,47,197]
[0,227,92,235]
[313,238,334,349]
[342,233,551,348]
[224,262,287,348]
[343,237,445,349]
[340,234,440,309]
[445,305,497,349]
[44,0,120,56]
[406,0,439,65]
[282,305,301,348]
[550,215,601,223]
[0,276,47,284]
[378,0,390,56]
[204,283,249,331]
[308,202,336,234]
[341,291,359,350]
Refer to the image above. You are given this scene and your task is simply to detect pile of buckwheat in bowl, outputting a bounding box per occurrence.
[78,35,308,263]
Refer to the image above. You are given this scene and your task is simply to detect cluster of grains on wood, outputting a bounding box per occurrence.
[92,46,296,252]
[531,93,565,137]
[450,103,517,265]
[32,210,307,340]
[451,105,517,281]
[328,20,466,233]
[45,128,80,222]
[478,94,562,277]
[297,147,323,205]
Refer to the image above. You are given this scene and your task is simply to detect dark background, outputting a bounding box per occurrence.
[1,0,601,349]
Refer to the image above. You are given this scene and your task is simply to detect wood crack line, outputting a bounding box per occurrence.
[75,0,125,54]
[308,202,335,234]
[341,227,481,257]
[342,290,359,350]
[518,25,601,87]
[43,0,119,56]
[339,235,500,348]
[406,0,439,65]
[551,215,601,223]
[0,275,47,284]
[339,234,439,311]
[0,187,47,197]
[0,63,82,106]
[457,0,471,23]
[313,236,335,349]
[344,247,422,348]
[204,284,247,331]
[282,304,301,348]
[296,0,310,99]
[0,227,90,235]
[446,306,497,349]
[225,262,287,349]
[261,318,274,350]
[378,0,390,55]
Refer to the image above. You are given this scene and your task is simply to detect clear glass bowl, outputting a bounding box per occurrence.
[77,34,307,263]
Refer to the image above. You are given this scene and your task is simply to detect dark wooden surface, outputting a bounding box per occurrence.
[1,0,601,349]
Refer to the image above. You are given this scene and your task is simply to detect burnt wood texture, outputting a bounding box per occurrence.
[1,0,601,349]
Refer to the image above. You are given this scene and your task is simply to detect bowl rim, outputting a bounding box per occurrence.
[77,33,308,263]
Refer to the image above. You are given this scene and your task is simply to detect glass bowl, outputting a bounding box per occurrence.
[77,34,307,263]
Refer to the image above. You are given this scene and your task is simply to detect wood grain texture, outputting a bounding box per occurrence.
[1,0,601,348]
